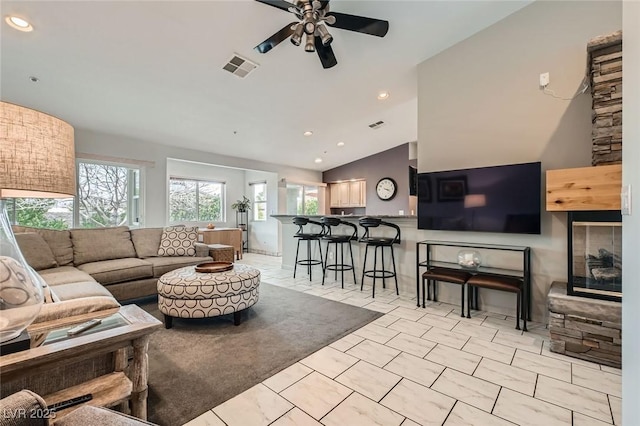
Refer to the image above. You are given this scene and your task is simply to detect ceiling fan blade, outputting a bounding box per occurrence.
[319,0,330,9]
[254,0,295,12]
[326,12,389,37]
[254,23,297,54]
[315,36,337,69]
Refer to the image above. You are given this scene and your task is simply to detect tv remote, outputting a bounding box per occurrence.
[66,319,102,336]
[47,394,93,411]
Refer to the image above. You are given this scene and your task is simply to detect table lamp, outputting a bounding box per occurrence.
[0,101,75,345]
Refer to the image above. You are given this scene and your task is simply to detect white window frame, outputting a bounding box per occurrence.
[168,176,226,224]
[74,159,145,228]
[250,181,267,222]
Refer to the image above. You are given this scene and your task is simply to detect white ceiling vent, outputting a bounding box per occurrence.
[368,120,386,130]
[223,54,258,78]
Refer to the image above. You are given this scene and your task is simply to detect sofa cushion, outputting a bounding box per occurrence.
[144,256,213,278]
[50,281,114,301]
[55,405,156,426]
[39,266,96,286]
[13,225,74,266]
[33,296,120,324]
[71,226,137,265]
[131,228,163,258]
[77,258,153,285]
[14,232,58,270]
[158,226,198,257]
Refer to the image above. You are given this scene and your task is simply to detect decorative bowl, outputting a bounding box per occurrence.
[457,250,482,270]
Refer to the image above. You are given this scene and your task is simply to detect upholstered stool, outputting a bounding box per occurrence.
[157,264,260,328]
[466,274,526,331]
[208,243,235,262]
[422,268,472,317]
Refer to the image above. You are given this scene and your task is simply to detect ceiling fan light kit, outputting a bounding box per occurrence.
[254,0,389,69]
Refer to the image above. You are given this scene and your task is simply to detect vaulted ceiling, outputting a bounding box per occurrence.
[1,1,530,171]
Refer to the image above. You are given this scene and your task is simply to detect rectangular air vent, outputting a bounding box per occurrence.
[223,54,258,78]
[368,120,385,130]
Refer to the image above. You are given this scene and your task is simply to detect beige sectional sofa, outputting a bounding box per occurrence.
[14,225,213,306]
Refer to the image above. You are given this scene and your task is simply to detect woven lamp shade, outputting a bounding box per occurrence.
[0,102,75,198]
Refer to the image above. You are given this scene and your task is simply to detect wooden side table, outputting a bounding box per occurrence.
[198,228,243,260]
[0,305,161,421]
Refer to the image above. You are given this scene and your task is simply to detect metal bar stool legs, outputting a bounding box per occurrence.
[294,237,323,281]
[321,217,357,288]
[362,244,399,298]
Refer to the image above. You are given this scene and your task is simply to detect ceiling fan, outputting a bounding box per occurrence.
[254,0,389,69]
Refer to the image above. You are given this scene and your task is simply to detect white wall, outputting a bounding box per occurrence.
[622,0,639,422]
[417,1,622,320]
[74,128,322,227]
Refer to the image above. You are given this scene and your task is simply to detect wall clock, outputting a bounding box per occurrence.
[376,177,397,201]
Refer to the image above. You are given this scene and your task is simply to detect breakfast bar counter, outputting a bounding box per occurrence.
[272,215,419,297]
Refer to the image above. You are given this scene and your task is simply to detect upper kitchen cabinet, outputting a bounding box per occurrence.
[329,181,366,208]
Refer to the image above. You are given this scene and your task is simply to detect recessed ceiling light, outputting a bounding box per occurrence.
[336,141,345,147]
[377,91,390,100]
[303,131,313,137]
[314,158,323,164]
[5,16,33,32]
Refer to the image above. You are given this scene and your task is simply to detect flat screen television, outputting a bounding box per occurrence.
[417,162,541,234]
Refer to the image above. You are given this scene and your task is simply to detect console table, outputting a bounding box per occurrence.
[199,228,243,260]
[416,240,531,320]
[0,305,161,421]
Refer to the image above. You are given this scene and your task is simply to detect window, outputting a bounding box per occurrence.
[251,182,267,221]
[169,177,225,223]
[286,184,319,215]
[7,160,143,229]
[5,197,72,229]
[76,162,142,228]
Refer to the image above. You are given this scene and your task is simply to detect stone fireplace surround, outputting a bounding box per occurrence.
[548,282,621,368]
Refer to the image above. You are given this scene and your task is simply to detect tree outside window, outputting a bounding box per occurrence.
[169,177,224,223]
[7,160,142,229]
[252,183,267,221]
[286,184,318,215]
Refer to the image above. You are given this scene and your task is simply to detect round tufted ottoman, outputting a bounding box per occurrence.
[157,264,260,328]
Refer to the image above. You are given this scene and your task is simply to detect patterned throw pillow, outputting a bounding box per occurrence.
[158,226,198,257]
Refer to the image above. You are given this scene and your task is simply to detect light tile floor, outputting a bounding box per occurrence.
[184,254,622,426]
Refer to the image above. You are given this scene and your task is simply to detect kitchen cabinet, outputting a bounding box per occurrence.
[329,181,366,208]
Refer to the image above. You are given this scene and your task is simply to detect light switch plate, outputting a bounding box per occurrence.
[621,184,632,215]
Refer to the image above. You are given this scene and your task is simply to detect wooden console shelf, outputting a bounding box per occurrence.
[44,372,132,419]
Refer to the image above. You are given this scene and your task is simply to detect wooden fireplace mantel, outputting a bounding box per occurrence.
[546,164,622,211]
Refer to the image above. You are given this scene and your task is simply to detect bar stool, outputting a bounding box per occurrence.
[359,217,401,298]
[466,274,527,331]
[422,268,472,317]
[321,217,358,288]
[293,217,325,281]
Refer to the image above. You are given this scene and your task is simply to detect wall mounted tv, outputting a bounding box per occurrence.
[417,162,541,234]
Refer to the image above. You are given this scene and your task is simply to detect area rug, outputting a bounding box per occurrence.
[138,282,382,426]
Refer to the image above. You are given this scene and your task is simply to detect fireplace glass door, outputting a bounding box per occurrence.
[568,210,622,301]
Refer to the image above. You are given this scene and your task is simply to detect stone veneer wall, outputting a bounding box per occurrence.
[548,282,621,368]
[589,31,622,165]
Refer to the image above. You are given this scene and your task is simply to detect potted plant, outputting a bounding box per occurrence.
[231,196,252,213]
[232,196,251,230]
